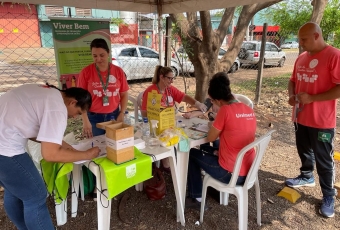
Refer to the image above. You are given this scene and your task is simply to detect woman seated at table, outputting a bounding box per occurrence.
[141,65,207,170]
[185,72,257,210]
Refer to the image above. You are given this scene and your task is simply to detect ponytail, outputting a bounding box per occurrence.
[152,65,173,84]
[45,82,92,111]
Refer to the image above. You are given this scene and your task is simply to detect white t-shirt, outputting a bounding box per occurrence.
[0,84,67,157]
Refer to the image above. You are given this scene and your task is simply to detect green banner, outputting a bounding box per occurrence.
[51,18,110,88]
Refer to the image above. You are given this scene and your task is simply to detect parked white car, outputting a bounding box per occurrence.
[111,44,180,80]
[238,41,286,67]
[281,41,299,49]
[175,47,240,73]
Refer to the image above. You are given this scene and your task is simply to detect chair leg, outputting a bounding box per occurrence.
[200,175,210,223]
[237,191,248,230]
[255,179,261,226]
[220,192,229,205]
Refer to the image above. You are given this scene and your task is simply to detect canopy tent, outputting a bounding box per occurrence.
[15,0,275,14]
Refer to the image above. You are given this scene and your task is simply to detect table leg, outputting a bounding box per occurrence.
[90,163,112,230]
[71,164,82,217]
[168,149,185,226]
[176,148,190,223]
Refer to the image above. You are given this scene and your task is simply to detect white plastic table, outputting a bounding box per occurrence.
[175,117,209,221]
[70,135,185,230]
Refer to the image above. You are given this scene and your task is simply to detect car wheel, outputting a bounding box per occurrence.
[171,66,179,77]
[278,58,285,67]
[238,48,249,60]
[229,63,238,73]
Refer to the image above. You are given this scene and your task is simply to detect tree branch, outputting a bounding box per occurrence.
[200,11,213,45]
[216,8,236,44]
[310,0,328,24]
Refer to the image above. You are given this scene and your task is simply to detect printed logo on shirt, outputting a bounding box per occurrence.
[235,113,255,119]
[109,75,117,83]
[296,59,319,83]
[318,132,331,143]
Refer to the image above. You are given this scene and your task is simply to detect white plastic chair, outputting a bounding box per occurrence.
[234,94,254,109]
[200,130,276,230]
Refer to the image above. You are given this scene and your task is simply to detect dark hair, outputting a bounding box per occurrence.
[46,83,92,111]
[152,65,173,84]
[208,72,234,101]
[90,38,109,53]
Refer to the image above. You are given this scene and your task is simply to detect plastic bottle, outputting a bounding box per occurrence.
[142,117,151,145]
[123,110,131,125]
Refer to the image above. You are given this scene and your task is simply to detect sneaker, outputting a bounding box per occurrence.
[319,196,335,218]
[285,175,315,188]
[185,197,209,211]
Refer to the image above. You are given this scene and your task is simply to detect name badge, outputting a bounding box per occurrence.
[103,96,109,106]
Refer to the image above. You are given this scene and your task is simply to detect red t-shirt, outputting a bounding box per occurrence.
[213,102,257,176]
[77,63,129,113]
[290,46,340,128]
[141,84,185,110]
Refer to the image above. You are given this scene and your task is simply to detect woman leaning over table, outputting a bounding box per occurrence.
[141,65,207,170]
[78,38,129,138]
[185,72,257,210]
[0,83,100,230]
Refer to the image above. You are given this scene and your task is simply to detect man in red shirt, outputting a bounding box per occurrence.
[186,72,256,210]
[286,22,340,218]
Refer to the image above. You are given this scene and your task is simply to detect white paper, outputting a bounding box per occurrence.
[194,124,209,133]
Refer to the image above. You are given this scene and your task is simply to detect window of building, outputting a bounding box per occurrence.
[45,6,64,16]
[75,8,92,17]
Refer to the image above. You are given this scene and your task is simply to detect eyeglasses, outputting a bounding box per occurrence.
[165,76,176,81]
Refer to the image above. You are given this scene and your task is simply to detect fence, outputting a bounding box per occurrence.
[0,10,297,106]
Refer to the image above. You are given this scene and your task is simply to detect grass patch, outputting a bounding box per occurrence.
[233,73,290,94]
[9,59,55,66]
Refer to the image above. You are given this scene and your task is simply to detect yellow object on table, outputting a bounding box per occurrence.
[146,90,176,135]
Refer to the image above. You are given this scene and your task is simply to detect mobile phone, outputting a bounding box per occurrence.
[204,98,213,111]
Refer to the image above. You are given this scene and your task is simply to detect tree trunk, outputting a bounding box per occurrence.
[310,0,328,24]
[170,1,281,102]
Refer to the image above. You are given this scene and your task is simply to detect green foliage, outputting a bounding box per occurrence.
[320,0,340,48]
[111,18,126,26]
[260,0,340,48]
[260,0,312,37]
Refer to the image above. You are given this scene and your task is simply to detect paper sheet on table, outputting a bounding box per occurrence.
[72,137,107,164]
[193,123,209,133]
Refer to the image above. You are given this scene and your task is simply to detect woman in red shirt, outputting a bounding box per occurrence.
[78,38,129,138]
[186,72,257,210]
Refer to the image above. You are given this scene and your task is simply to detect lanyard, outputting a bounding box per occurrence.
[95,63,110,94]
[156,84,170,107]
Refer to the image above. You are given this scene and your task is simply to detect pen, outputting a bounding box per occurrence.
[91,142,93,148]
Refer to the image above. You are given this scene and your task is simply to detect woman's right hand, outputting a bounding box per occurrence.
[83,120,93,138]
[86,147,100,159]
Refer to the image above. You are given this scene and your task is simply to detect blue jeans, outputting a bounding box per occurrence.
[187,148,246,198]
[0,153,54,230]
[88,107,120,136]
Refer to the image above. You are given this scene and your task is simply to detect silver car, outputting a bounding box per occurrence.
[281,41,299,49]
[238,41,286,67]
[111,44,180,80]
[175,47,240,73]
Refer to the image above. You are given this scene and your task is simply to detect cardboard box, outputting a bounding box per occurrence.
[96,121,134,164]
[146,90,176,135]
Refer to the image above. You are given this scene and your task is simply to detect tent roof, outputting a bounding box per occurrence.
[15,0,276,14]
